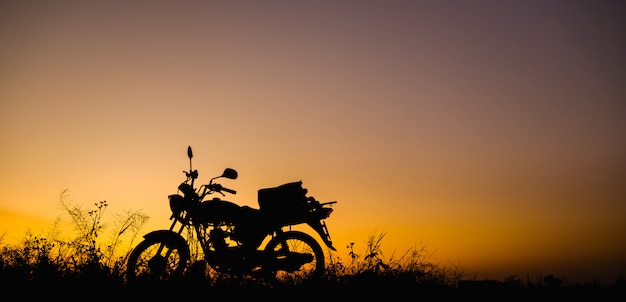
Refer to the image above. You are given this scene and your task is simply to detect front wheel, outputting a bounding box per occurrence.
[263,231,325,285]
[125,232,190,282]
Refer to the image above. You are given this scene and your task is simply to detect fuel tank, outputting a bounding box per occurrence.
[193,198,246,223]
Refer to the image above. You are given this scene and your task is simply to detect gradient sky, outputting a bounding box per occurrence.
[1,1,625,284]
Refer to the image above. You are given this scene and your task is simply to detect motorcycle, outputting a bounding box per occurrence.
[125,146,337,285]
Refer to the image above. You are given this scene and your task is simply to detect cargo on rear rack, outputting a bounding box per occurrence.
[258,181,311,226]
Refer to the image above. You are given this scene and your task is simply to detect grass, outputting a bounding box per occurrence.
[1,193,624,299]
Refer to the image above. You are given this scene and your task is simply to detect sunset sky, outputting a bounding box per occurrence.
[1,1,625,284]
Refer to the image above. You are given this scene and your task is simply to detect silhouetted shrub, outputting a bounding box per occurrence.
[1,197,624,299]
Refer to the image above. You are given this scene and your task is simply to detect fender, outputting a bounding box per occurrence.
[307,220,336,251]
[142,230,188,248]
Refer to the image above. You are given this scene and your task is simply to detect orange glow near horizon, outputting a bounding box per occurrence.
[1,1,625,285]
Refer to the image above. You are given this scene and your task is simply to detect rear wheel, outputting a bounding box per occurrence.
[126,234,190,282]
[263,231,325,285]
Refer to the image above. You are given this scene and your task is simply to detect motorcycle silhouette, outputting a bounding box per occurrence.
[126,146,337,284]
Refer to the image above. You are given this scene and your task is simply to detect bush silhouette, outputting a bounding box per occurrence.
[1,194,624,299]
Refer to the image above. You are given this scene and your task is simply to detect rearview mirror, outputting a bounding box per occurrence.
[187,146,193,159]
[221,168,238,180]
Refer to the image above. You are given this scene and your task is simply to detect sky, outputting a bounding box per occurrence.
[1,0,625,285]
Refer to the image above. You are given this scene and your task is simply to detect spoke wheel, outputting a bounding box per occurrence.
[126,235,190,282]
[263,231,325,285]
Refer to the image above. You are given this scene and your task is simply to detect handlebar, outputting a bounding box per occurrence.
[182,169,237,198]
[201,183,237,197]
[218,184,237,195]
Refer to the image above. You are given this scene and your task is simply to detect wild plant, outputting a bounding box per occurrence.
[325,230,464,289]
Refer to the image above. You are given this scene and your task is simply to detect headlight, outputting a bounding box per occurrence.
[169,194,197,215]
